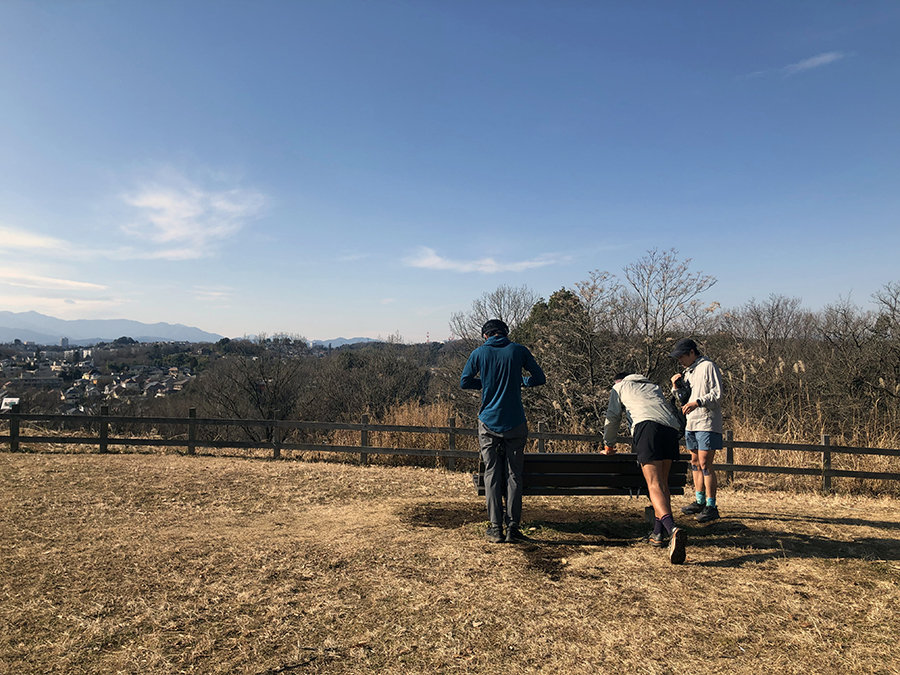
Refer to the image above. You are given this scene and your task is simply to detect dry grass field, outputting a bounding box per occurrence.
[2,452,899,674]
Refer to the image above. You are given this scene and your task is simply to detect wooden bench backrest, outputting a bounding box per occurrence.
[473,452,690,497]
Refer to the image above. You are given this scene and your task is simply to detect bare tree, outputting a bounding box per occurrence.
[720,295,811,357]
[312,342,430,421]
[874,282,900,334]
[574,269,631,334]
[622,248,717,375]
[448,284,539,343]
[872,282,900,405]
[193,337,315,445]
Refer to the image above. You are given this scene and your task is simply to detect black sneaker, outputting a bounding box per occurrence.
[486,525,505,543]
[647,531,668,548]
[681,501,705,515]
[695,505,720,523]
[668,527,687,564]
[505,526,528,543]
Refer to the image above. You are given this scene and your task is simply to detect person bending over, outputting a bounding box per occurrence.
[603,372,687,565]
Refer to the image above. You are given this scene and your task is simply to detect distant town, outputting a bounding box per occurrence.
[0,335,360,415]
[0,338,197,415]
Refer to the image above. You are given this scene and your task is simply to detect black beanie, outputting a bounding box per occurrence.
[481,319,509,337]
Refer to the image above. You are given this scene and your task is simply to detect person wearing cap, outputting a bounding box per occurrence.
[602,372,688,564]
[461,319,546,543]
[670,338,724,523]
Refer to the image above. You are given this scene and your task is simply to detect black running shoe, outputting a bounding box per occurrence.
[486,525,504,543]
[695,505,720,523]
[681,501,705,515]
[647,531,668,548]
[505,526,528,544]
[668,527,687,564]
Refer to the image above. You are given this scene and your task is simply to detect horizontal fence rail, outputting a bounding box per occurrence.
[3,406,899,492]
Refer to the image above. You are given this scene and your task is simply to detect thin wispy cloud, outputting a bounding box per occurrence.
[783,51,846,76]
[0,295,123,315]
[0,226,71,254]
[404,246,564,273]
[337,251,370,263]
[0,224,189,263]
[121,175,266,260]
[0,269,107,291]
[742,51,848,80]
[192,286,233,303]
[111,246,215,262]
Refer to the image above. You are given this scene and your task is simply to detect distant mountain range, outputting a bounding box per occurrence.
[0,311,224,346]
[310,337,377,348]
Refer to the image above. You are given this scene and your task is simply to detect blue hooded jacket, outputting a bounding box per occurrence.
[460,335,546,432]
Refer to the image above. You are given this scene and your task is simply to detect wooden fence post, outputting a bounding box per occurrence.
[538,421,546,453]
[360,414,369,465]
[447,417,456,471]
[9,403,19,452]
[187,408,197,456]
[270,413,281,460]
[822,433,831,493]
[99,405,109,454]
[725,430,734,485]
[272,419,281,460]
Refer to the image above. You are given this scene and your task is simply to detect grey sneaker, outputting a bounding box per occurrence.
[647,530,668,548]
[668,527,687,564]
[505,526,528,543]
[695,505,720,523]
[486,525,505,543]
[681,501,705,515]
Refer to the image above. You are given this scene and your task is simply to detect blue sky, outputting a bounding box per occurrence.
[1,1,898,342]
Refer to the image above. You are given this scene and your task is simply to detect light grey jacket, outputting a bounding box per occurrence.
[674,355,723,433]
[603,374,681,446]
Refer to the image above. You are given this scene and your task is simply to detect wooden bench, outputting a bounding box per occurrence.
[472,452,690,497]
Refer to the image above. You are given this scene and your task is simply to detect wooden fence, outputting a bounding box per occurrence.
[3,406,900,492]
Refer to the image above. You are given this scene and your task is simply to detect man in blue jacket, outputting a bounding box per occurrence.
[461,319,545,543]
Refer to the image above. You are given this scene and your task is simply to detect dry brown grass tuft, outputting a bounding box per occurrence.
[2,452,899,674]
[729,419,900,495]
[324,401,480,470]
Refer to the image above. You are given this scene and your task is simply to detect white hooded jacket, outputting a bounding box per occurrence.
[675,355,724,434]
[603,374,681,446]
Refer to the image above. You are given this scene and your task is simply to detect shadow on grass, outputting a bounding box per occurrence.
[513,543,570,581]
[400,502,900,571]
[734,511,900,531]
[398,502,484,529]
[400,503,648,538]
[399,503,646,580]
[524,520,640,545]
[681,519,900,566]
[515,512,657,580]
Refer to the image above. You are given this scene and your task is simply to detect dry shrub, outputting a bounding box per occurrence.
[326,402,599,466]
[728,417,900,496]
[323,400,479,471]
[532,416,599,454]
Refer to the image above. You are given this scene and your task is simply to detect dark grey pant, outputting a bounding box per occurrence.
[478,420,527,529]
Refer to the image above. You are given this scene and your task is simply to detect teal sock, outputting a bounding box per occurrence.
[695,491,706,505]
[706,497,717,508]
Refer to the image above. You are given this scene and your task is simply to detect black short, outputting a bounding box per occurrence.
[632,421,680,465]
